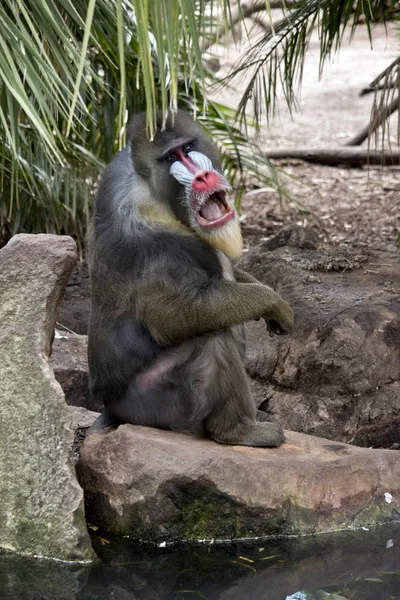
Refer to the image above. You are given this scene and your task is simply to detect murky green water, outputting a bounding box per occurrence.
[1,525,399,599]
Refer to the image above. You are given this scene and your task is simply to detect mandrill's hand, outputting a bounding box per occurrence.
[265,298,294,337]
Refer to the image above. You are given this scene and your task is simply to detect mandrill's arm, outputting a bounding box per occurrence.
[233,266,260,285]
[233,267,289,335]
[135,269,294,346]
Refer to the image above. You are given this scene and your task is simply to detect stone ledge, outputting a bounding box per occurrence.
[77,424,400,542]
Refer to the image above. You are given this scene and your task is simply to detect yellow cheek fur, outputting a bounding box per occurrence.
[137,200,190,233]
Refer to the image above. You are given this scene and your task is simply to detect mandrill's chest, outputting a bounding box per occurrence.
[216,250,235,281]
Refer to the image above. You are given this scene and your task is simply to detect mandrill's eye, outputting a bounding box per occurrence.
[182,144,192,155]
[165,153,177,164]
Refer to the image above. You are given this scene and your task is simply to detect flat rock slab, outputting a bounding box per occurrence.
[77,425,400,542]
[0,234,93,561]
[67,405,100,430]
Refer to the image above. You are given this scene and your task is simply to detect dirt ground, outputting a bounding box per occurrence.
[57,20,400,334]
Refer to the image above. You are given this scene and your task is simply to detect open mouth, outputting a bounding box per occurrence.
[196,190,235,229]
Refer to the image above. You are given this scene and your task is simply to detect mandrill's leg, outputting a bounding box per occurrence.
[200,335,285,448]
[207,400,285,448]
[210,417,285,447]
[86,410,120,435]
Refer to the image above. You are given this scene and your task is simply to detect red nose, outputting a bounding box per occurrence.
[192,170,219,192]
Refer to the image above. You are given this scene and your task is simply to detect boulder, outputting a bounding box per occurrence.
[0,234,94,561]
[56,260,90,335]
[77,425,400,541]
[67,406,100,430]
[52,333,98,410]
[67,405,99,464]
[241,233,400,447]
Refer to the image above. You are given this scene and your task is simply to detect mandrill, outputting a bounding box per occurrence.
[87,110,294,447]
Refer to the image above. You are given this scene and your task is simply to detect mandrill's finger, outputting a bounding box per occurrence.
[267,319,288,336]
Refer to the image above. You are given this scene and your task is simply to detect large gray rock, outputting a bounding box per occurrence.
[0,234,94,561]
[77,424,400,541]
[241,234,400,447]
[67,405,99,430]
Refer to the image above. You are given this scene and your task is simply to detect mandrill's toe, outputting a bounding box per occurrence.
[256,409,269,422]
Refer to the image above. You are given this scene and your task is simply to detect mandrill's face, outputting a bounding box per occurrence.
[168,145,243,261]
[169,147,234,229]
[129,111,243,260]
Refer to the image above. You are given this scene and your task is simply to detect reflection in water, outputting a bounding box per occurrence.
[0,525,399,599]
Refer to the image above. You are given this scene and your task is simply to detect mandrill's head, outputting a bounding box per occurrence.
[129,111,243,261]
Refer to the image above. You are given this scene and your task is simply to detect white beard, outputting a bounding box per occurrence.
[194,218,243,261]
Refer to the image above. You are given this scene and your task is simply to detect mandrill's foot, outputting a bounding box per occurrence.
[210,420,285,448]
[86,411,119,436]
[256,409,269,422]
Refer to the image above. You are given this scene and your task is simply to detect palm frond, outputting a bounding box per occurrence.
[225,0,390,128]
[1,0,278,245]
[368,56,400,147]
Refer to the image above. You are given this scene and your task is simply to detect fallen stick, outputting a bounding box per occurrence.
[346,96,399,146]
[201,1,290,52]
[359,83,396,96]
[262,147,400,167]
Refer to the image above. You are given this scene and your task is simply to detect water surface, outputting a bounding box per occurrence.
[1,525,399,599]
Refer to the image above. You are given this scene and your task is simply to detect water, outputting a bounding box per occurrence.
[1,525,399,599]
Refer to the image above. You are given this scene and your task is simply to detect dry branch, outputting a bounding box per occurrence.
[202,0,288,52]
[359,83,396,96]
[346,96,399,146]
[262,147,400,167]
